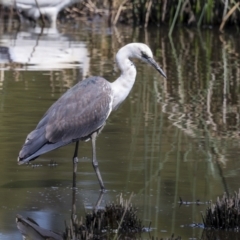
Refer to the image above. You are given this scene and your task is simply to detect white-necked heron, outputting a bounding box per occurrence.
[18,43,166,190]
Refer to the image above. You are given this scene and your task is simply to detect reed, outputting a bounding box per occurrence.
[64,194,144,239]
[1,0,240,30]
[202,190,240,229]
[99,0,240,31]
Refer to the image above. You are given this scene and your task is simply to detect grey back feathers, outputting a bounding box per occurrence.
[44,77,112,142]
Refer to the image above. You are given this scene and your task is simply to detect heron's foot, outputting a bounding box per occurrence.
[73,157,79,164]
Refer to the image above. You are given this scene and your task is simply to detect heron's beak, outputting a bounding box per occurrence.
[148,58,166,78]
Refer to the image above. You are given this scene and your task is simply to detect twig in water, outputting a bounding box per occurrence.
[144,0,152,28]
[34,0,45,27]
[197,2,207,28]
[113,193,134,240]
[220,2,240,32]
[169,0,182,36]
[113,0,128,25]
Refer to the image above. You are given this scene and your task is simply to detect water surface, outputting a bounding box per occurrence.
[0,21,240,239]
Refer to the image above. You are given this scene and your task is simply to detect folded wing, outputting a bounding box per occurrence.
[18,76,113,164]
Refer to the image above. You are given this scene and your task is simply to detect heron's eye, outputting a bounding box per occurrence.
[141,51,149,59]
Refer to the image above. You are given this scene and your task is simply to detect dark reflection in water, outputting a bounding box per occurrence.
[0,21,240,239]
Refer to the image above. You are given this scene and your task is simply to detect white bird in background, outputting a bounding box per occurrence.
[0,0,78,28]
[17,43,166,190]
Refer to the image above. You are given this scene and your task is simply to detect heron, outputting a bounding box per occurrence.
[18,43,166,190]
[0,0,78,28]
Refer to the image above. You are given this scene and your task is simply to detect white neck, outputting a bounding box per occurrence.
[110,46,137,110]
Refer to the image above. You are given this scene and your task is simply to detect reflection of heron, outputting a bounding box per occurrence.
[18,43,166,190]
[0,28,89,74]
[0,0,78,28]
[16,189,104,239]
[16,214,63,240]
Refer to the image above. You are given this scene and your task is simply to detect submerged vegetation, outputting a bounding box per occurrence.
[64,194,144,239]
[202,190,240,230]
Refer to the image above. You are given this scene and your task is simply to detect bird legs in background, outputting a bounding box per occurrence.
[72,141,79,189]
[91,132,105,191]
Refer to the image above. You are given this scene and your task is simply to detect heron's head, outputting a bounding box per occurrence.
[124,43,167,78]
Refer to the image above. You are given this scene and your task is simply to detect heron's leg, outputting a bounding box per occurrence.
[72,141,79,188]
[91,132,105,190]
[94,191,104,213]
[71,186,77,222]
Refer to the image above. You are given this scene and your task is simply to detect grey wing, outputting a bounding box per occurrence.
[44,76,113,143]
[18,76,113,162]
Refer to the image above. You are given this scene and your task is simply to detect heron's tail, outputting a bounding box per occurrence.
[18,141,69,165]
[17,128,70,165]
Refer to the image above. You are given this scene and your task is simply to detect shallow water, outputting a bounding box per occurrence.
[0,19,240,239]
